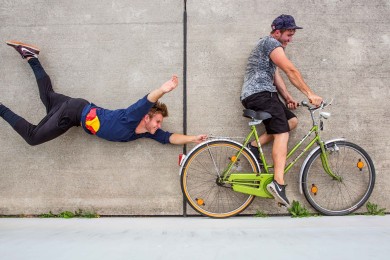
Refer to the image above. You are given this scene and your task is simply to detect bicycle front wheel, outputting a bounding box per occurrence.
[181,140,259,218]
[302,141,375,216]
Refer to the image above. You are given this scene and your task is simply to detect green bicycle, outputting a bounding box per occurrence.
[179,101,375,218]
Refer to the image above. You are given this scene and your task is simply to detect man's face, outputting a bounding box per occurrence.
[145,113,164,134]
[275,29,296,48]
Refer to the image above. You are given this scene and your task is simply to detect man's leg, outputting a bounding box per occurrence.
[251,116,298,147]
[265,129,291,206]
[28,57,71,113]
[1,95,89,146]
[242,92,292,205]
[263,96,294,206]
[265,131,290,206]
[2,41,81,145]
[248,116,298,164]
[0,102,74,146]
[6,41,71,114]
[272,132,289,185]
[0,104,22,129]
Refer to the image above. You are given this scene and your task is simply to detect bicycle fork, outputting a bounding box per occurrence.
[319,141,342,181]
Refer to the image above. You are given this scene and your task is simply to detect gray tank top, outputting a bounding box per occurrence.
[240,36,282,101]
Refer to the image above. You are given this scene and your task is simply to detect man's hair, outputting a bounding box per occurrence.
[271,28,287,34]
[270,28,296,34]
[148,101,168,118]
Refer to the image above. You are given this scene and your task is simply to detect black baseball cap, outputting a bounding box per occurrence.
[271,14,303,30]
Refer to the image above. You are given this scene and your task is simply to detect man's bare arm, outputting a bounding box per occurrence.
[147,75,178,103]
[169,133,207,145]
[274,68,298,109]
[270,47,322,106]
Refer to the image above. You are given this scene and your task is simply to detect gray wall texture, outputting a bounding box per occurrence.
[1,0,389,216]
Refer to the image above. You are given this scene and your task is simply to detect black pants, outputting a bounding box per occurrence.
[0,58,89,146]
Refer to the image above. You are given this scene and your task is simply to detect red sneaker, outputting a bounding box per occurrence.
[6,40,40,59]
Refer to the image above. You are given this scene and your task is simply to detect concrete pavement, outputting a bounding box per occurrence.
[1,215,389,259]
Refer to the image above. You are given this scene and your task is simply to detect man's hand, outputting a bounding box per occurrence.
[160,75,178,94]
[147,75,179,103]
[285,98,299,110]
[308,93,323,107]
[193,134,208,144]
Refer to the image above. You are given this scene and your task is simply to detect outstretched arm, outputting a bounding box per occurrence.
[147,75,178,103]
[169,134,208,145]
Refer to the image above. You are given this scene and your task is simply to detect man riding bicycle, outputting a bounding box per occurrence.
[241,14,323,206]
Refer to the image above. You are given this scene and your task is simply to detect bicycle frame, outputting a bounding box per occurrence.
[222,125,324,176]
[221,102,341,197]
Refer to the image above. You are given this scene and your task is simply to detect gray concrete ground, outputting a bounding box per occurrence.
[1,215,389,260]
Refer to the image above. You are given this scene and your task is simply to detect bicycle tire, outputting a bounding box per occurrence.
[181,140,259,218]
[302,141,375,216]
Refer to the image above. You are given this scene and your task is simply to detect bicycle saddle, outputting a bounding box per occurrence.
[243,109,272,121]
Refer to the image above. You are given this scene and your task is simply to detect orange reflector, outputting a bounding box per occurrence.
[230,156,237,162]
[357,159,364,171]
[311,184,318,195]
[196,198,205,206]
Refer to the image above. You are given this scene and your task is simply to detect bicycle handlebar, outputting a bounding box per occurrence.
[300,99,332,111]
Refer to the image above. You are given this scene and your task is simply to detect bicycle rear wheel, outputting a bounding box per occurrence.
[181,140,259,218]
[302,141,375,216]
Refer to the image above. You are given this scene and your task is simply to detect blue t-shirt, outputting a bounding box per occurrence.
[81,95,172,144]
[240,36,282,101]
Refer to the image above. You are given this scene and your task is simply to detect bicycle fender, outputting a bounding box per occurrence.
[298,138,346,194]
[179,138,261,176]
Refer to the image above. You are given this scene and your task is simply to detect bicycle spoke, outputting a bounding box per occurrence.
[189,155,219,177]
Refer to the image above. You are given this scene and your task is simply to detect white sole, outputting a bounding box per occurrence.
[266,184,290,206]
[6,40,40,52]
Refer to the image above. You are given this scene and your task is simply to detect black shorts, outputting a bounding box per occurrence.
[242,92,296,134]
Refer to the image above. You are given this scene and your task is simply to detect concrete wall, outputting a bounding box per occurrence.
[1,0,389,216]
